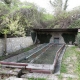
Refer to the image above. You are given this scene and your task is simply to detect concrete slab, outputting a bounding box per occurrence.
[21,73,50,78]
[26,64,53,70]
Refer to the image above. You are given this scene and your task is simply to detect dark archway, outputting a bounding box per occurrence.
[37,33,52,44]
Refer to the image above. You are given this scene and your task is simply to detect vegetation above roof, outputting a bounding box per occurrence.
[0,0,80,37]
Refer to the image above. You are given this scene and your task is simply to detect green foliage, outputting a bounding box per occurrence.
[1,29,9,34]
[1,0,21,7]
[49,0,80,29]
[0,1,45,37]
[58,11,70,19]
[37,34,52,43]
[0,2,10,26]
[0,13,27,37]
[76,33,80,48]
[28,78,46,80]
[1,0,80,33]
[0,0,54,34]
[0,0,22,36]
[69,20,80,28]
[42,13,53,21]
[62,33,75,44]
[48,11,71,28]
[31,31,36,42]
[54,24,60,28]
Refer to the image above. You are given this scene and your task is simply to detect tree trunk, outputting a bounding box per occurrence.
[4,34,7,56]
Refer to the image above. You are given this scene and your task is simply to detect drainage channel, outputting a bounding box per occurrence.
[0,43,65,79]
[3,43,47,62]
[19,43,53,63]
[54,45,66,74]
[25,44,65,74]
[33,44,62,64]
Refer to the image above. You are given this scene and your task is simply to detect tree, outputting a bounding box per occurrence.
[50,0,62,15]
[50,0,68,15]
[0,0,54,55]
[2,0,12,7]
[63,0,68,11]
[68,6,80,28]
[49,0,80,29]
[0,0,21,7]
[0,0,23,55]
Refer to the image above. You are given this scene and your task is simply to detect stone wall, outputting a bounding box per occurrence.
[0,37,33,56]
[50,32,65,44]
[0,39,4,56]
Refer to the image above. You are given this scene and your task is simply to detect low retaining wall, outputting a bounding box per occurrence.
[0,37,33,56]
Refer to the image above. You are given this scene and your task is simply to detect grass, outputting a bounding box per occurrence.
[61,46,76,73]
[58,74,63,80]
[67,77,73,80]
[75,48,80,79]
[28,78,46,80]
[60,63,67,73]
[60,45,80,80]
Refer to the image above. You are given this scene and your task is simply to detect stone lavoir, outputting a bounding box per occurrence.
[32,28,78,44]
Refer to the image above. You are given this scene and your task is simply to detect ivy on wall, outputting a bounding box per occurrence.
[76,33,80,48]
[37,33,52,44]
[62,33,76,44]
[31,31,36,42]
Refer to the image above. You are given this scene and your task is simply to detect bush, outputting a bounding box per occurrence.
[76,33,80,48]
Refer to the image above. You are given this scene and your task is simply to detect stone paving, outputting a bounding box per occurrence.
[0,72,78,80]
[0,68,21,80]
[21,72,78,80]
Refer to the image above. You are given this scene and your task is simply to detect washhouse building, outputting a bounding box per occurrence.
[31,28,79,44]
